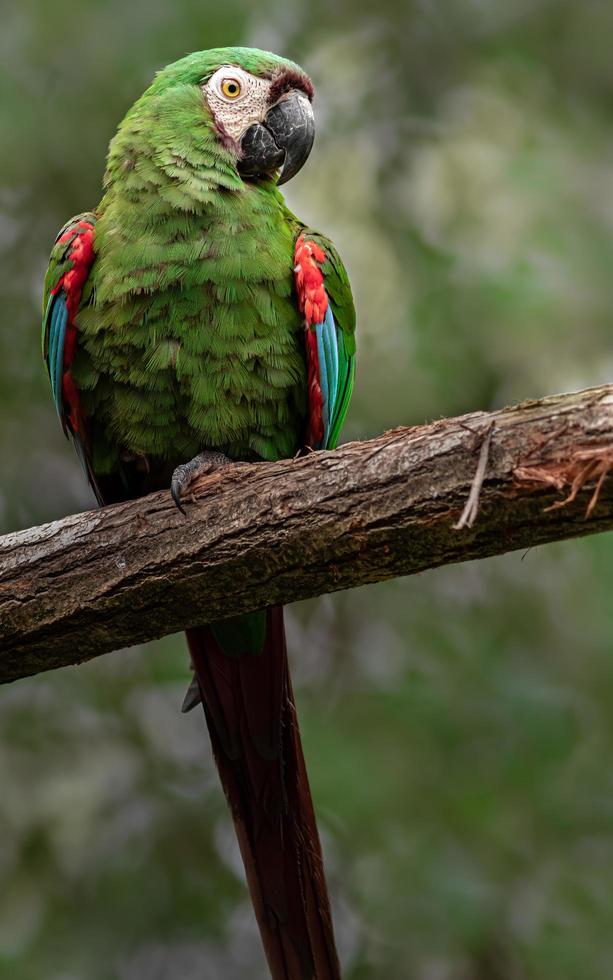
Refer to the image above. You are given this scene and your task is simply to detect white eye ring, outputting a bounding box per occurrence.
[210,66,250,103]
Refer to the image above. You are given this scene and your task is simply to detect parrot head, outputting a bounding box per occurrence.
[131,47,315,188]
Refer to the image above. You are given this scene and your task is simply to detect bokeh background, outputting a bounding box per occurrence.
[2,1,613,977]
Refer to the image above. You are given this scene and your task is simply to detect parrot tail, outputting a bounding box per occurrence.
[185,607,341,980]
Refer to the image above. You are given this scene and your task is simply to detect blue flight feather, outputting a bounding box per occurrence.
[49,296,68,419]
[323,305,339,403]
[315,321,330,445]
[47,301,59,403]
[315,305,343,449]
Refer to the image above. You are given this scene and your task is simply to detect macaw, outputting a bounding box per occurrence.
[42,47,356,980]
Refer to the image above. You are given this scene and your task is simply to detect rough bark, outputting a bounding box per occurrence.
[3,383,613,684]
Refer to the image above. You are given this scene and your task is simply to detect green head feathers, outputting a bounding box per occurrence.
[147,47,310,92]
[105,47,315,198]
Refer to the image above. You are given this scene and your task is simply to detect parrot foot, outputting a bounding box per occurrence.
[171,450,232,514]
[181,673,202,713]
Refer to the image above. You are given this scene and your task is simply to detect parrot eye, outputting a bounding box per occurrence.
[221,77,243,100]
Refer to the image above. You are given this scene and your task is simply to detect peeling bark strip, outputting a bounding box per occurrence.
[3,384,613,684]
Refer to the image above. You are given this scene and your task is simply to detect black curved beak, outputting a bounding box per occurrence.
[238,91,315,185]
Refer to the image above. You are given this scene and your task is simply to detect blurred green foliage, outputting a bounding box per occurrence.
[2,0,613,977]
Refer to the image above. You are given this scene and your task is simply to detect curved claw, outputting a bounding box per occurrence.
[181,674,202,713]
[170,451,233,515]
[170,471,187,515]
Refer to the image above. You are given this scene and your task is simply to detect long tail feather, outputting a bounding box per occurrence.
[186,608,340,980]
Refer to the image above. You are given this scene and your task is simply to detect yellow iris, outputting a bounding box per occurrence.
[221,78,241,99]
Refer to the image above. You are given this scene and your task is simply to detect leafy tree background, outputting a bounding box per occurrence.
[2,1,613,977]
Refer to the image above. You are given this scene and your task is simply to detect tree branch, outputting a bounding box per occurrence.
[3,384,613,684]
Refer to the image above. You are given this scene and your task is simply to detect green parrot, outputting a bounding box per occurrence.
[42,47,356,980]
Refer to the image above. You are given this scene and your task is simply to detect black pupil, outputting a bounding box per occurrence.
[228,82,238,94]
